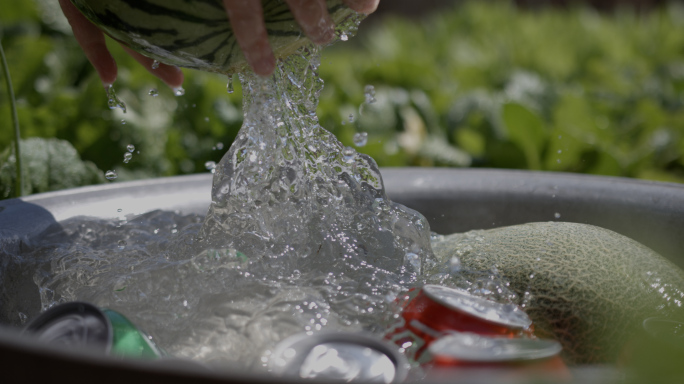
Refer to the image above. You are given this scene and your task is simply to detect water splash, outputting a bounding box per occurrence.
[198,45,435,338]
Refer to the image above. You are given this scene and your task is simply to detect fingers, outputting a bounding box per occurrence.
[343,0,380,14]
[223,0,275,76]
[120,46,184,89]
[59,0,117,86]
[284,0,335,45]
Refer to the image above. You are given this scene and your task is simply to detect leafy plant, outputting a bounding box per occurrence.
[2,1,684,200]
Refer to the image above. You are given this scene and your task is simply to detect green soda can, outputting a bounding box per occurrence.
[23,301,162,359]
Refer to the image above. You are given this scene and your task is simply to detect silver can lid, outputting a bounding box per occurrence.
[422,285,532,330]
[269,332,408,383]
[428,332,562,363]
[23,302,112,354]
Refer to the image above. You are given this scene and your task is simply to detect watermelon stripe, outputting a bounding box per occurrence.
[101,10,179,36]
[220,39,239,67]
[265,29,301,37]
[161,27,233,50]
[186,0,224,11]
[118,0,226,25]
[198,35,235,63]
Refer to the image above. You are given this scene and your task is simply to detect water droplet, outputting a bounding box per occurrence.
[105,85,127,113]
[120,119,126,125]
[353,132,368,147]
[151,60,160,69]
[227,77,234,94]
[117,208,123,213]
[204,117,210,122]
[342,147,356,163]
[149,88,159,97]
[554,212,561,219]
[18,312,28,324]
[205,161,217,171]
[340,33,348,41]
[105,170,117,180]
[556,159,561,164]
[348,113,355,123]
[364,85,376,104]
[557,149,562,154]
[174,87,185,97]
[123,152,133,163]
[117,240,127,249]
[216,142,224,150]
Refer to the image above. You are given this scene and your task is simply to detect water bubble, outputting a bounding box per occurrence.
[364,85,376,104]
[342,147,356,163]
[127,144,135,153]
[557,150,562,154]
[174,87,185,97]
[117,240,127,249]
[227,77,234,94]
[216,142,224,150]
[353,132,368,147]
[117,208,123,213]
[120,119,126,125]
[105,170,117,180]
[123,152,133,163]
[149,88,159,97]
[151,60,160,69]
[340,33,348,41]
[105,85,127,113]
[554,212,561,219]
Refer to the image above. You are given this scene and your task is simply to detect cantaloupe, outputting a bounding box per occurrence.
[432,222,684,364]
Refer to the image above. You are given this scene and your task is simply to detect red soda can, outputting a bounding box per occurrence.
[425,332,571,381]
[385,285,533,361]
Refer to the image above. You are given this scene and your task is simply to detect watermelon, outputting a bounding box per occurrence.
[69,0,360,74]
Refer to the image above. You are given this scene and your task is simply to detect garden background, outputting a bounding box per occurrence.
[2,0,684,198]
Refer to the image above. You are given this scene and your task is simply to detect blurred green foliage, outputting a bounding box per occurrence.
[2,1,684,199]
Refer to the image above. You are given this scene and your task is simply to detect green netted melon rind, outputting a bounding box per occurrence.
[70,0,357,75]
[432,222,684,364]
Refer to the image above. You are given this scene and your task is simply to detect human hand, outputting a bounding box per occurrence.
[58,0,184,89]
[224,0,380,76]
[59,0,379,88]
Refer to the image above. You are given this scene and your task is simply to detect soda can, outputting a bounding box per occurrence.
[268,332,409,383]
[23,301,162,359]
[385,285,533,361]
[424,332,571,381]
